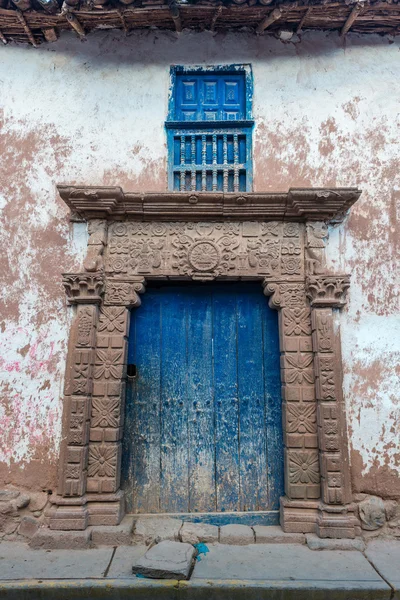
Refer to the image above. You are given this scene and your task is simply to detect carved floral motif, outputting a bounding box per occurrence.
[88,445,118,478]
[287,404,317,434]
[105,221,304,280]
[91,398,120,428]
[98,307,126,334]
[289,451,320,484]
[283,308,312,336]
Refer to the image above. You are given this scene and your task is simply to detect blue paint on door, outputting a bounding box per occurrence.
[122,283,283,516]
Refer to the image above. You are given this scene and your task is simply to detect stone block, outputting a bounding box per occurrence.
[28,492,49,513]
[253,525,305,544]
[133,517,182,545]
[18,517,40,539]
[0,501,15,516]
[132,540,196,580]
[180,522,218,545]
[29,527,91,549]
[15,494,30,509]
[359,496,385,531]
[91,516,134,546]
[219,524,254,545]
[306,533,365,551]
[0,491,20,501]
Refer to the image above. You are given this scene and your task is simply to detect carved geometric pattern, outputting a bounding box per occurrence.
[105,221,304,281]
[286,403,317,434]
[91,397,121,429]
[283,308,312,337]
[312,309,334,353]
[284,353,315,385]
[98,307,127,334]
[312,304,349,508]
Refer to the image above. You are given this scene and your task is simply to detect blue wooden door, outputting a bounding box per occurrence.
[122,283,283,518]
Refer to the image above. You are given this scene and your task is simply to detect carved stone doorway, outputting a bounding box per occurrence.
[48,187,362,539]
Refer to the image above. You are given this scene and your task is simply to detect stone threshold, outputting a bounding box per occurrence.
[29,516,365,551]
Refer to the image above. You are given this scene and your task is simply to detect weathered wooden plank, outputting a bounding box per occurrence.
[237,288,268,511]
[262,300,284,510]
[213,287,240,512]
[132,292,162,513]
[122,308,136,513]
[187,288,215,512]
[160,288,189,512]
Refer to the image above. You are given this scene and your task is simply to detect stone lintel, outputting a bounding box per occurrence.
[58,186,361,224]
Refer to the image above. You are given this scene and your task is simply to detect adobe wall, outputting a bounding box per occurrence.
[0,30,398,519]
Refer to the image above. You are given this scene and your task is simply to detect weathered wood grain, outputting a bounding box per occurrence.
[123,283,283,515]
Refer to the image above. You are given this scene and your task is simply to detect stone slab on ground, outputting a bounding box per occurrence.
[365,540,400,598]
[29,528,91,550]
[0,541,113,579]
[191,543,388,585]
[106,544,148,577]
[180,522,219,544]
[133,517,182,545]
[306,533,365,551]
[91,515,134,546]
[131,540,197,580]
[219,524,254,545]
[253,525,305,544]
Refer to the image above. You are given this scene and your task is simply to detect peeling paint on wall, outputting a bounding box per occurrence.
[0,29,398,496]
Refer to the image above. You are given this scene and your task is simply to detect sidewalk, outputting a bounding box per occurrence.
[0,539,398,599]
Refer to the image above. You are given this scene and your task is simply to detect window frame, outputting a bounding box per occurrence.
[166,64,254,193]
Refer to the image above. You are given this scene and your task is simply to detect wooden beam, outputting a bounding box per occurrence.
[296,6,311,34]
[169,1,181,33]
[0,29,7,44]
[16,9,37,47]
[256,7,282,34]
[341,2,363,36]
[210,5,222,32]
[65,11,85,38]
[116,8,129,35]
[43,27,58,42]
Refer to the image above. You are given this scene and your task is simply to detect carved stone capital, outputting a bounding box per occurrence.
[306,275,350,308]
[262,280,307,310]
[63,272,105,304]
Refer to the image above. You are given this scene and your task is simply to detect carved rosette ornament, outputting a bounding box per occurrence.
[52,186,362,537]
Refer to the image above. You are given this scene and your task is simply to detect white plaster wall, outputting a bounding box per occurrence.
[0,29,398,493]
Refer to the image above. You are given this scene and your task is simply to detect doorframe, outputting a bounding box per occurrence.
[48,186,362,539]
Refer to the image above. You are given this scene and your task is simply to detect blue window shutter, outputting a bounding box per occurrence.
[167,68,253,192]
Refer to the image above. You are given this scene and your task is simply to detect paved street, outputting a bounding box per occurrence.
[0,539,398,599]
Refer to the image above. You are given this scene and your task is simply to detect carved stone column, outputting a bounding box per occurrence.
[84,277,145,526]
[306,275,360,538]
[263,280,320,533]
[49,272,104,530]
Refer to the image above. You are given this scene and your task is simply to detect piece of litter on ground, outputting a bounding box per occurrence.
[194,543,209,560]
